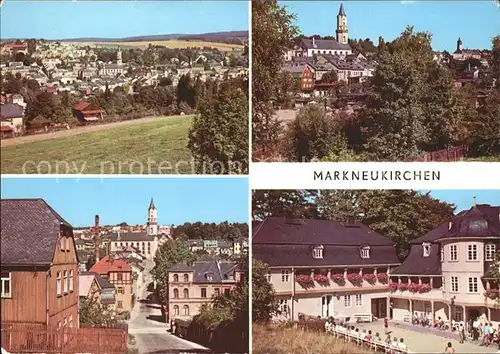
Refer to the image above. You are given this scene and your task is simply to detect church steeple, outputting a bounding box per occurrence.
[336,3,348,45]
[456,37,463,52]
[149,198,156,210]
[147,198,158,236]
[116,47,122,66]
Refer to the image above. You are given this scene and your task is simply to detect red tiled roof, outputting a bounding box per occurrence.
[0,126,13,132]
[89,255,132,275]
[73,101,103,113]
[73,101,90,111]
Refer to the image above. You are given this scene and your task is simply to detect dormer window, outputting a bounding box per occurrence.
[205,273,213,281]
[423,242,431,257]
[360,246,370,259]
[312,245,324,259]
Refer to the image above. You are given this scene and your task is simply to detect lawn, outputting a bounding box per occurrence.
[1,116,195,174]
[70,40,243,52]
[463,155,500,162]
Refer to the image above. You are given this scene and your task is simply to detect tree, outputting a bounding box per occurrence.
[176,74,196,108]
[151,240,195,303]
[79,294,120,326]
[86,255,96,271]
[252,190,320,220]
[26,91,58,122]
[360,26,455,160]
[252,0,300,150]
[468,90,500,156]
[188,80,249,174]
[321,70,338,83]
[252,259,277,322]
[286,104,350,161]
[317,190,456,259]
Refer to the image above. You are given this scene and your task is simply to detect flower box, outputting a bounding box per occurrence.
[484,289,499,300]
[314,274,329,284]
[408,283,419,293]
[377,273,389,283]
[388,283,398,292]
[398,283,409,291]
[418,284,432,293]
[296,275,314,287]
[331,273,345,283]
[363,273,377,283]
[347,273,363,285]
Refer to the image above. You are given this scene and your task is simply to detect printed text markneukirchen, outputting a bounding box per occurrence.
[313,170,441,181]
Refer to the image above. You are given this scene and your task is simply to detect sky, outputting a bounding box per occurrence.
[424,190,500,213]
[282,1,500,51]
[0,1,249,39]
[0,177,249,227]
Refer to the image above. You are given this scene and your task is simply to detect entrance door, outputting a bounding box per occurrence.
[322,295,333,318]
[379,299,387,319]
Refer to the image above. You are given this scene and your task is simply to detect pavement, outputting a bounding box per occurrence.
[356,320,500,353]
[127,261,211,354]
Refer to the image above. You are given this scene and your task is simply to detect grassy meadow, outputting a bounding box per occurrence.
[70,40,243,52]
[252,323,372,354]
[1,116,195,174]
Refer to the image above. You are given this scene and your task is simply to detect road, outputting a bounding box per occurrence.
[128,261,211,354]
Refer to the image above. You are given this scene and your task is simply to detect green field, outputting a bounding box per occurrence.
[464,155,500,162]
[1,116,195,174]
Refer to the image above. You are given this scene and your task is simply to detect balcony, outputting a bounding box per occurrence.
[387,282,443,300]
[292,271,390,294]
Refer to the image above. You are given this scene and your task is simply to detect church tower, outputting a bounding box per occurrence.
[456,37,463,52]
[336,3,348,45]
[146,198,158,236]
[117,47,122,65]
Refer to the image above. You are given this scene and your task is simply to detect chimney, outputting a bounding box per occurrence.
[94,215,100,262]
[448,221,452,230]
[473,194,477,207]
[312,37,316,48]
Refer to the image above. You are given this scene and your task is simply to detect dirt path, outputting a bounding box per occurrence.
[1,115,190,148]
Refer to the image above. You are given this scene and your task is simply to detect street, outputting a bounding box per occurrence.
[127,262,212,354]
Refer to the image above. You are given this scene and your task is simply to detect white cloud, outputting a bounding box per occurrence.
[400,1,416,4]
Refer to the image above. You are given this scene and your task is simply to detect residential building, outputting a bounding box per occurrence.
[89,255,134,313]
[390,203,500,327]
[233,238,249,255]
[72,101,104,123]
[252,217,401,321]
[453,37,483,61]
[168,260,241,320]
[78,272,117,312]
[1,199,79,327]
[0,103,24,137]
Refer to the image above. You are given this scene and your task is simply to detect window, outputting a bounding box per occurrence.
[344,295,351,307]
[312,245,324,259]
[183,288,189,299]
[56,271,62,295]
[148,243,151,254]
[69,270,74,292]
[450,245,458,261]
[63,317,67,327]
[183,305,189,316]
[183,274,189,282]
[441,247,444,262]
[1,272,12,298]
[468,277,478,293]
[467,245,478,261]
[442,277,446,290]
[173,288,179,298]
[117,273,123,281]
[451,276,459,293]
[173,274,179,282]
[60,237,65,251]
[281,270,290,282]
[63,271,68,293]
[224,288,230,297]
[205,273,213,281]
[201,288,207,298]
[423,243,431,257]
[355,294,363,307]
[69,315,73,327]
[118,287,124,294]
[486,244,496,261]
[214,288,220,296]
[173,305,179,315]
[57,321,61,329]
[279,299,289,316]
[360,246,370,259]
[117,301,123,308]
[265,271,272,283]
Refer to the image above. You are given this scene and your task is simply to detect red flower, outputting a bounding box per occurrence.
[331,273,345,283]
[408,283,419,293]
[398,283,409,291]
[363,273,377,283]
[377,273,389,283]
[296,275,314,287]
[314,274,329,283]
[388,283,398,292]
[418,284,432,293]
[484,289,499,300]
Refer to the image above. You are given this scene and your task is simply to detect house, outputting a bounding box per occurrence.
[389,203,500,328]
[168,260,241,320]
[0,103,24,136]
[108,232,158,261]
[233,238,248,255]
[252,217,401,321]
[26,115,53,132]
[1,199,79,328]
[89,255,134,313]
[79,272,117,311]
[72,101,104,123]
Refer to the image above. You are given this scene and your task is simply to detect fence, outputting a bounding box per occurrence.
[1,322,128,354]
[408,145,467,162]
